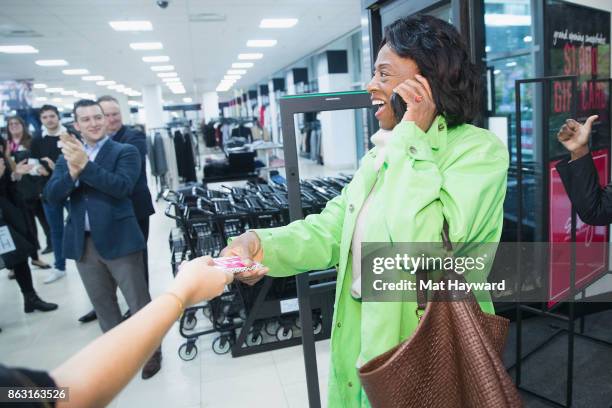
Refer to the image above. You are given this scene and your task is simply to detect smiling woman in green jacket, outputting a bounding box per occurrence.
[223,15,509,407]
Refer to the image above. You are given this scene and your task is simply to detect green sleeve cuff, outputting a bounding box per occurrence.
[253,228,296,278]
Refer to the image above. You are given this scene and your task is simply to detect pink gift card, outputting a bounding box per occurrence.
[213,256,262,274]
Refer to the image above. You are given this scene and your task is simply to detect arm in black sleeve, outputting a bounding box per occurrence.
[556,153,612,226]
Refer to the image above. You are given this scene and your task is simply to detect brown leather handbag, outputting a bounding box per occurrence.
[358,222,522,408]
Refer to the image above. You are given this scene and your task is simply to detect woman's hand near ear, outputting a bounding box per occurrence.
[394,74,437,132]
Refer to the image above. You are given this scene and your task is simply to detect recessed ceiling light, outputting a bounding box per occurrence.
[157,72,177,78]
[163,77,181,82]
[227,69,247,75]
[246,39,277,47]
[96,80,115,86]
[130,42,163,50]
[35,59,68,66]
[232,62,253,68]
[33,83,47,89]
[151,65,175,72]
[0,45,38,54]
[171,89,186,94]
[63,68,89,75]
[183,97,192,103]
[259,18,298,28]
[82,75,104,81]
[60,90,77,96]
[51,97,62,102]
[35,96,48,101]
[142,55,169,63]
[238,53,263,60]
[224,75,241,80]
[45,88,63,93]
[109,20,153,31]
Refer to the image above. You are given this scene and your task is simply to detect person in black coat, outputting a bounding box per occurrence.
[555,114,611,225]
[0,139,57,324]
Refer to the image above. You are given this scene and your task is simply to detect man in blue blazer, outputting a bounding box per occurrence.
[44,99,162,379]
[77,96,156,325]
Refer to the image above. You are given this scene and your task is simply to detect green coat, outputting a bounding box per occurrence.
[255,116,509,407]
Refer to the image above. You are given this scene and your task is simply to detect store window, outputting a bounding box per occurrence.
[484,0,536,163]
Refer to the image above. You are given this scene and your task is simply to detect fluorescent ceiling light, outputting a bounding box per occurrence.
[163,77,181,82]
[183,97,192,103]
[35,96,48,101]
[45,88,63,93]
[484,14,531,27]
[82,75,104,81]
[130,42,163,50]
[96,80,115,86]
[52,97,62,102]
[259,18,298,28]
[35,59,68,66]
[142,55,169,62]
[157,72,177,78]
[227,69,246,75]
[247,39,277,47]
[151,65,174,71]
[216,85,232,92]
[33,83,47,89]
[63,68,89,75]
[232,62,254,68]
[0,45,38,54]
[109,20,153,31]
[171,89,186,94]
[238,53,263,60]
[224,75,241,80]
[60,90,77,96]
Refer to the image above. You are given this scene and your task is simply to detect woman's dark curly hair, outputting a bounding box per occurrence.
[382,14,481,127]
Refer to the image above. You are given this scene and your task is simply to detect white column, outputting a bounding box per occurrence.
[142,85,164,130]
[317,48,357,170]
[202,91,219,122]
[268,79,279,143]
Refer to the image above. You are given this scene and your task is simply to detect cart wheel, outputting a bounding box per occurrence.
[313,320,323,335]
[183,314,197,330]
[246,332,263,346]
[212,336,232,355]
[202,304,212,319]
[265,320,278,336]
[178,342,198,361]
[276,326,293,341]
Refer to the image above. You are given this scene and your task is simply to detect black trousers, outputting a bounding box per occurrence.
[13,261,34,295]
[26,199,52,261]
[137,217,150,287]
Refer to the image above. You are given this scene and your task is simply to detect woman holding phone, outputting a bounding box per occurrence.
[6,115,52,270]
[223,15,509,407]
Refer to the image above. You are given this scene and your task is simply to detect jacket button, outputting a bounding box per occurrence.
[409,146,417,154]
[337,322,342,328]
[438,123,445,131]
[348,204,354,213]
[371,152,377,158]
[348,381,353,387]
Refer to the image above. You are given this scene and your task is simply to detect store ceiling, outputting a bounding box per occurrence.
[0,0,361,106]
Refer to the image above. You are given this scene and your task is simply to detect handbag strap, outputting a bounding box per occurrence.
[416,220,452,318]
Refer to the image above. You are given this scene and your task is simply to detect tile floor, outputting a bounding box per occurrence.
[0,157,341,407]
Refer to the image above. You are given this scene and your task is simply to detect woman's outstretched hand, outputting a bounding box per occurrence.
[220,231,269,285]
[169,256,233,306]
[394,74,437,132]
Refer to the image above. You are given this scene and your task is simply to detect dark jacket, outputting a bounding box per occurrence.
[43,139,145,260]
[0,169,36,268]
[112,125,155,219]
[556,153,612,225]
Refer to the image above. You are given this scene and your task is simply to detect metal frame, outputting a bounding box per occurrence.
[279,90,372,408]
[513,75,612,407]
